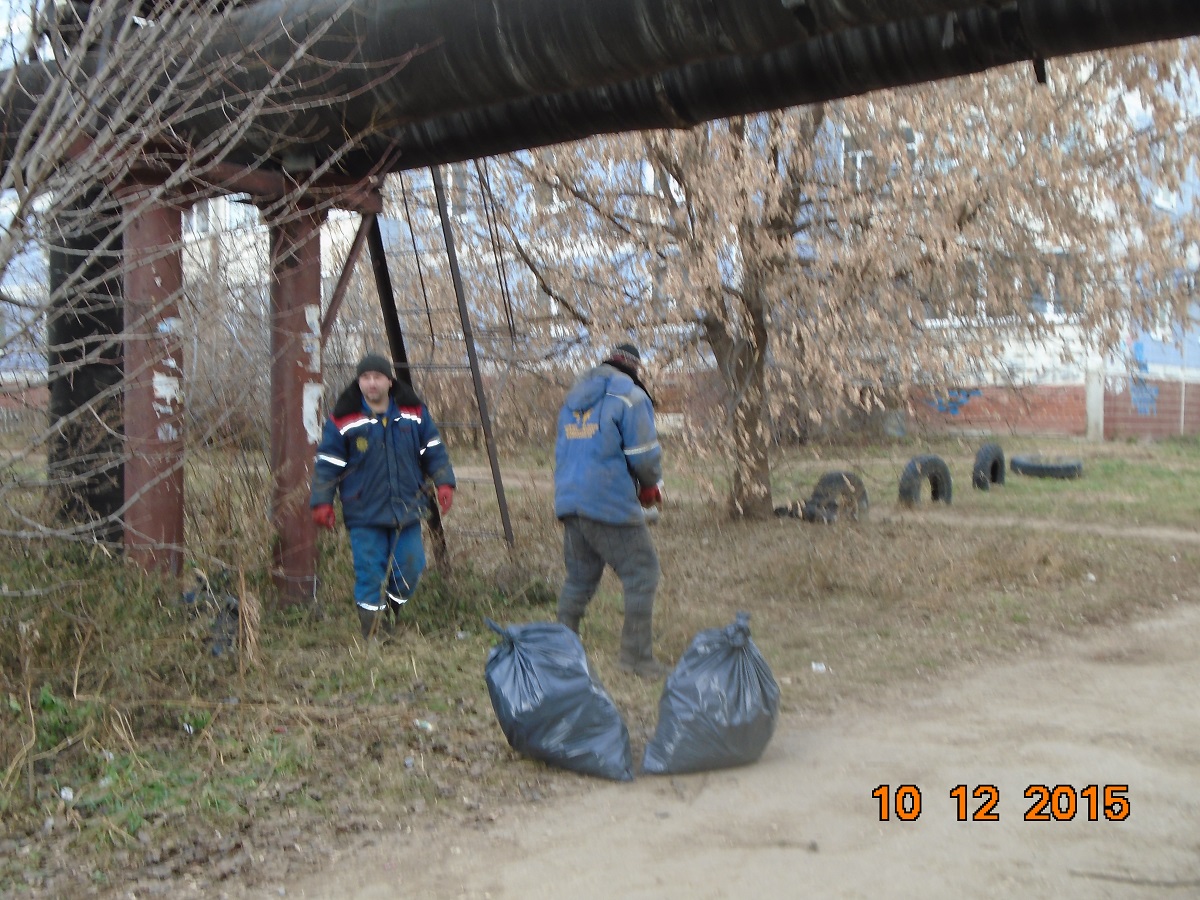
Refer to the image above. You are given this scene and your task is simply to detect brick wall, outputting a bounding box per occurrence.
[912,377,1200,441]
[1104,376,1200,440]
[0,382,47,434]
[0,382,47,411]
[910,384,1087,437]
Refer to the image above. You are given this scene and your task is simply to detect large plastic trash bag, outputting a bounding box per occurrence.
[642,612,780,775]
[484,619,634,782]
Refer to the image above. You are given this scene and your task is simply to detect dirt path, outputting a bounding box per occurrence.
[275,598,1200,899]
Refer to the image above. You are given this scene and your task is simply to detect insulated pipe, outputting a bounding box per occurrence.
[0,0,817,169]
[7,0,1197,178]
[784,0,1009,36]
[344,0,1200,172]
[175,0,1200,173]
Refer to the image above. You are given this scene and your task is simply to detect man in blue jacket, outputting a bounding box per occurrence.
[554,343,669,678]
[310,353,456,639]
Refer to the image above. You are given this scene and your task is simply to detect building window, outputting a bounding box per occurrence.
[842,130,877,192]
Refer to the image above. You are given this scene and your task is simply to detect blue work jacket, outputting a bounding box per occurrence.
[311,382,455,530]
[554,363,662,526]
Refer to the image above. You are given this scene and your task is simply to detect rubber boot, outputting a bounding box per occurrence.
[385,596,406,636]
[617,613,670,679]
[357,606,383,640]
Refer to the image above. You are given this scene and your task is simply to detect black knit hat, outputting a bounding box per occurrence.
[356,353,394,381]
[607,343,641,369]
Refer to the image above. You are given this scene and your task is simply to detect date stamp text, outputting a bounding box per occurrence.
[872,784,1130,822]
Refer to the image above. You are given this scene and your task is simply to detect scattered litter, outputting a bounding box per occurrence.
[404,757,415,768]
[455,631,470,640]
[414,719,434,732]
[811,662,828,673]
[58,787,74,803]
[1085,573,1097,583]
[178,571,241,657]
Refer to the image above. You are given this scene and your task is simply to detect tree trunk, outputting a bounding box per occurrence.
[702,295,773,520]
[728,354,773,519]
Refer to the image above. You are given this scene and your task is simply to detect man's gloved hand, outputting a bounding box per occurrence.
[312,503,336,530]
[638,482,663,508]
[437,484,455,515]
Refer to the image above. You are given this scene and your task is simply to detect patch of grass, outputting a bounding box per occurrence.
[767,434,1200,528]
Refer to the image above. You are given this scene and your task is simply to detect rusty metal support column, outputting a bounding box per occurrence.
[119,182,186,576]
[268,200,326,607]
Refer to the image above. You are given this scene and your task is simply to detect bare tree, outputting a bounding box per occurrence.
[483,40,1200,518]
[0,0,393,559]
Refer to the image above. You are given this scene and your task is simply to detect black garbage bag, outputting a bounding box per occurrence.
[484,619,634,782]
[642,612,780,775]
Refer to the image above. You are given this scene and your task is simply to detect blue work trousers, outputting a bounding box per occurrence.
[348,523,426,611]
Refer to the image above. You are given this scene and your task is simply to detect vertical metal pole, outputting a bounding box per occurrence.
[430,165,514,547]
[366,214,413,386]
[268,200,325,607]
[119,182,185,576]
[1180,324,1187,436]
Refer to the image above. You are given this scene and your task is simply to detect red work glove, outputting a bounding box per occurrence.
[312,504,336,530]
[437,484,455,516]
[638,484,662,508]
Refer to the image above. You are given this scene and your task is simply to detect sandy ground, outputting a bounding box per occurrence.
[272,598,1200,899]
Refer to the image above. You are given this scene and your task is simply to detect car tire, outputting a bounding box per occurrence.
[972,443,1005,491]
[803,471,869,523]
[898,454,952,506]
[1010,454,1083,480]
